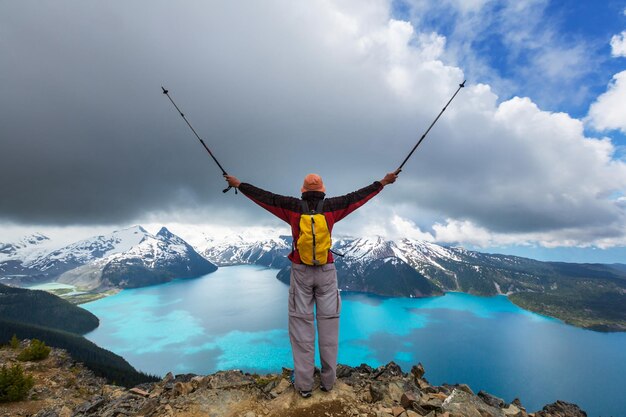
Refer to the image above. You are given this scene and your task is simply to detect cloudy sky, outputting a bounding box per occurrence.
[1,0,626,262]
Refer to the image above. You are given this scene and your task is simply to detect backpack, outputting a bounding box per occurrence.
[297,200,331,265]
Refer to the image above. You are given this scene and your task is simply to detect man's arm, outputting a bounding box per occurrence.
[224,175,299,223]
[325,171,398,222]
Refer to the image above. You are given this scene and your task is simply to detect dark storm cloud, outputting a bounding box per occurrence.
[1,0,625,245]
[0,0,405,225]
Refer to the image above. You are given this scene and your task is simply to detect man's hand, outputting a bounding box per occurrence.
[224,174,241,188]
[380,170,400,186]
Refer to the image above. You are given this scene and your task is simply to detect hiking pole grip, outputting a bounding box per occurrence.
[223,185,238,194]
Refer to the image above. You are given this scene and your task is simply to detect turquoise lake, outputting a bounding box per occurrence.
[82,265,626,417]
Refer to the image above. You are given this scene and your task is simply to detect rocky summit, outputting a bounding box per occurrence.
[0,345,588,417]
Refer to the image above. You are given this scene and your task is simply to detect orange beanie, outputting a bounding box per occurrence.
[301,173,325,193]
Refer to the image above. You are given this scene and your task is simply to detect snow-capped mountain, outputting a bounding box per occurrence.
[0,233,55,278]
[200,234,626,297]
[0,226,217,289]
[0,232,50,258]
[26,226,151,276]
[199,234,292,269]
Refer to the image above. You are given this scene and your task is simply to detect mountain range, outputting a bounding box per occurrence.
[1,226,625,330]
[0,226,217,291]
[199,233,626,330]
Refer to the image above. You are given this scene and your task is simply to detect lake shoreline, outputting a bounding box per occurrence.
[27,264,626,333]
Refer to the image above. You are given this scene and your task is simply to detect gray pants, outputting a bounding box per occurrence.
[288,262,342,391]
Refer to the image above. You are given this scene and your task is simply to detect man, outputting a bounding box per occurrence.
[224,171,398,397]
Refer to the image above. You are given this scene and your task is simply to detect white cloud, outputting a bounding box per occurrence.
[431,218,626,249]
[610,31,626,57]
[587,71,626,133]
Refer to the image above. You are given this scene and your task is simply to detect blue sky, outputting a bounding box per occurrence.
[393,0,626,118]
[1,0,626,263]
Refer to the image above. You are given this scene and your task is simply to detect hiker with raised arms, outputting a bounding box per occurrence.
[224,171,399,398]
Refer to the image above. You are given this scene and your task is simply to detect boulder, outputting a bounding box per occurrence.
[373,361,404,380]
[419,392,447,412]
[534,400,587,417]
[478,390,505,408]
[129,387,150,397]
[269,378,291,398]
[411,363,425,380]
[190,375,209,390]
[337,364,355,378]
[400,391,418,409]
[503,402,529,417]
[392,405,406,416]
[356,363,375,374]
[74,396,106,414]
[370,381,389,403]
[207,370,255,389]
[441,389,506,417]
[456,384,474,395]
[172,381,193,397]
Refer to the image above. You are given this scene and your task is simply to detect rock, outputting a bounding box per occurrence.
[261,377,279,393]
[478,390,505,408]
[173,373,197,383]
[503,403,528,417]
[411,363,425,380]
[190,375,208,390]
[136,398,160,415]
[374,362,404,380]
[0,344,590,417]
[441,389,505,417]
[388,381,406,403]
[356,363,375,374]
[419,392,448,411]
[269,378,291,398]
[400,392,418,409]
[392,406,406,416]
[456,384,474,395]
[58,406,72,417]
[337,364,355,378]
[207,370,255,389]
[370,381,388,403]
[418,382,436,392]
[534,400,587,417]
[172,381,193,397]
[75,396,106,414]
[129,387,150,397]
[161,372,175,385]
[33,410,59,417]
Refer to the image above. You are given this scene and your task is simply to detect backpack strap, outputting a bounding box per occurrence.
[300,199,325,213]
[315,199,324,214]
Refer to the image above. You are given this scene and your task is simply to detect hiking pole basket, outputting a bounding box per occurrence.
[396,80,466,173]
[161,86,236,194]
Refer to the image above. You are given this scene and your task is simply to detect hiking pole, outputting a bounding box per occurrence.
[396,80,466,173]
[161,86,236,194]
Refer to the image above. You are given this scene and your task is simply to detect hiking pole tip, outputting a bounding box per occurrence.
[161,86,168,94]
[460,80,466,88]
